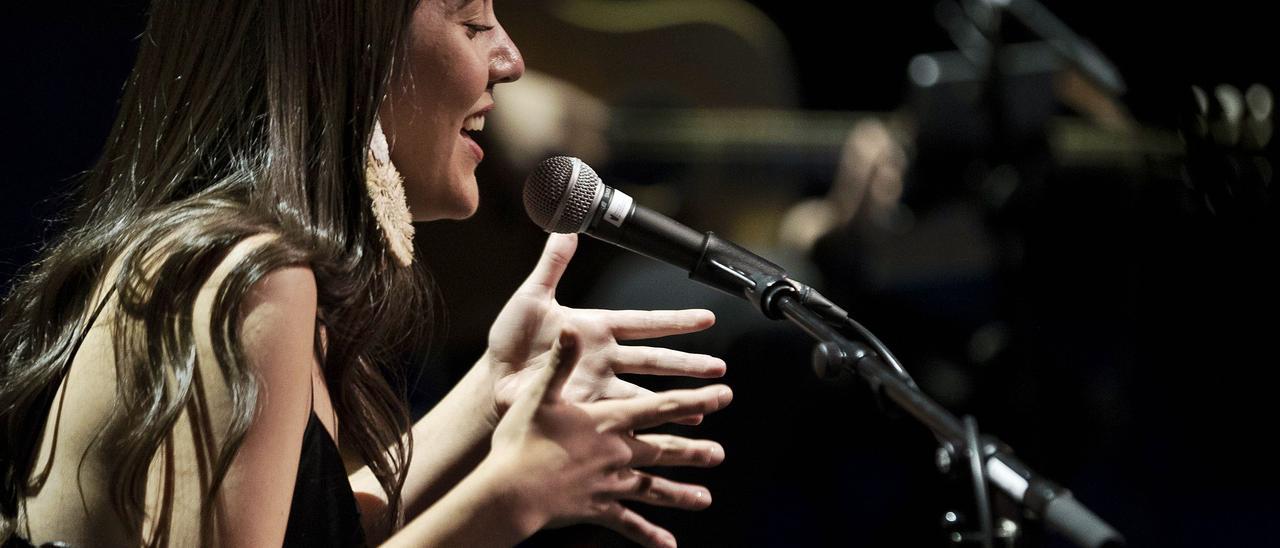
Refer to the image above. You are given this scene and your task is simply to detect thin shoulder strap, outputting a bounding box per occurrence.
[308,362,317,413]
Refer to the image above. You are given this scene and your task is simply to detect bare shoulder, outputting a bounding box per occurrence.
[185,233,321,544]
[190,232,318,392]
[195,233,317,338]
[24,233,323,545]
[202,233,316,303]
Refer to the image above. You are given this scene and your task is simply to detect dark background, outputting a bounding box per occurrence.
[3,1,1277,547]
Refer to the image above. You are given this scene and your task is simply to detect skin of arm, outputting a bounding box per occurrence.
[379,330,732,548]
[117,233,321,545]
[213,235,726,548]
[20,233,322,546]
[348,354,502,540]
[209,262,319,545]
[350,234,728,544]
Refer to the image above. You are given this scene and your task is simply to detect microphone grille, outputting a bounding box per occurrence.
[523,156,601,233]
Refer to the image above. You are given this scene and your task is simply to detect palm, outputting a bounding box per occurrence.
[489,295,619,411]
[488,325,733,548]
[487,234,724,416]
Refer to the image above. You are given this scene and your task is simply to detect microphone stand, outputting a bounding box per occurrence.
[685,233,1126,548]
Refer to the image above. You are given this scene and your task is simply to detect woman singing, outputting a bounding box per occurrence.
[0,0,730,546]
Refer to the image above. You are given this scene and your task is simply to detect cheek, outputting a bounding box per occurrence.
[380,37,490,220]
[390,106,478,221]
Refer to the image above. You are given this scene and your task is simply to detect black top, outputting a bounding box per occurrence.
[6,414,366,547]
[283,410,367,547]
[4,288,366,547]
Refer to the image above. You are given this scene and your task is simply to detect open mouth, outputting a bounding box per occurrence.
[459,112,486,161]
[462,112,486,133]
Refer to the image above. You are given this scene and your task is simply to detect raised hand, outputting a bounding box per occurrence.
[488,330,732,548]
[486,233,726,425]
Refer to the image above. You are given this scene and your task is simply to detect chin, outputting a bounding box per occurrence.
[414,205,477,222]
[445,201,480,220]
[412,191,479,221]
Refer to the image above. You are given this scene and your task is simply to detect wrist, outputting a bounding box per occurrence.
[389,452,545,547]
[472,451,547,539]
[475,350,503,430]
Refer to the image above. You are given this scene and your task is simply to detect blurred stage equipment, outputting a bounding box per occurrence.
[1182,83,1274,216]
[903,2,1139,545]
[525,157,1127,548]
[500,2,1274,546]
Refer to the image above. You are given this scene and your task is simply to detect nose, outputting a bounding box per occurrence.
[489,24,524,85]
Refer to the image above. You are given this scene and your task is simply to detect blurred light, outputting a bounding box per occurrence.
[1215,84,1244,123]
[997,519,1020,538]
[1188,86,1210,140]
[1244,84,1273,150]
[981,164,1020,210]
[1213,84,1244,146]
[909,54,941,88]
[1191,85,1209,114]
[1246,84,1273,121]
[968,321,1010,365]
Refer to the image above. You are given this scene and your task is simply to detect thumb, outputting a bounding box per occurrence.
[507,329,582,419]
[520,233,578,297]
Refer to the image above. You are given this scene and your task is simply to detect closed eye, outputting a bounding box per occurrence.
[465,23,495,39]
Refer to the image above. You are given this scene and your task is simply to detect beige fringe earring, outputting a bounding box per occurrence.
[365,120,416,267]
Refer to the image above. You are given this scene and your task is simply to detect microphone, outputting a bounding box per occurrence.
[524,157,1127,548]
[522,156,790,310]
[522,155,903,372]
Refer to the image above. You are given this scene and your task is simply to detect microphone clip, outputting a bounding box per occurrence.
[688,232,793,319]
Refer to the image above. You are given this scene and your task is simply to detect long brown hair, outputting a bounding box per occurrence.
[1,0,429,541]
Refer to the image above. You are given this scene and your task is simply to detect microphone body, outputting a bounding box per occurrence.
[524,157,788,306]
[587,185,705,271]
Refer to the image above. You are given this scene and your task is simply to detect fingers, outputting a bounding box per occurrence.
[593,385,732,432]
[511,329,583,413]
[595,501,678,548]
[603,381,703,426]
[588,434,723,547]
[519,233,578,296]
[607,469,713,511]
[625,434,725,468]
[611,346,726,378]
[542,330,582,404]
[593,309,715,341]
[673,414,704,426]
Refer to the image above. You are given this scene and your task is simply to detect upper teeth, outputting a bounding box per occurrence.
[463,114,486,132]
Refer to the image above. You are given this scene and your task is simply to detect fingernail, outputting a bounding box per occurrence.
[717,387,733,405]
[712,359,728,376]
